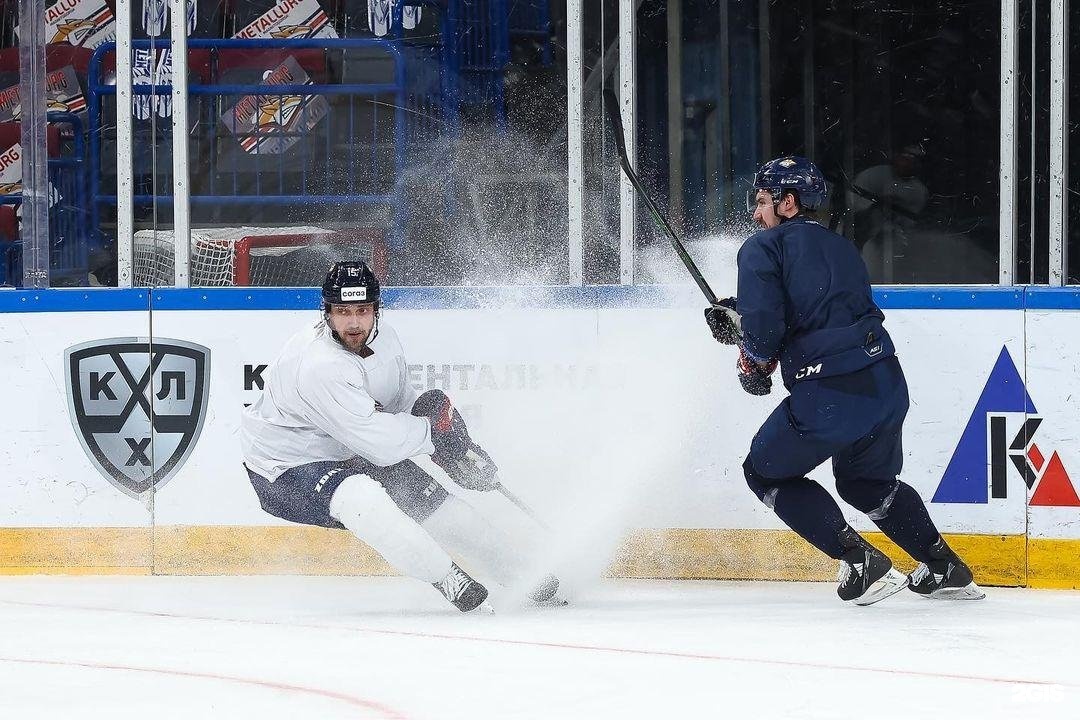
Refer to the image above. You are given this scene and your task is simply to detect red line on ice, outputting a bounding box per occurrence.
[0,655,409,719]
[4,598,1074,691]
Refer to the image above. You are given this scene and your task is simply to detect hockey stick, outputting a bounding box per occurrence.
[495,481,550,531]
[602,88,720,305]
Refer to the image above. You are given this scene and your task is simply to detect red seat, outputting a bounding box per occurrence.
[0,204,16,241]
[0,123,63,157]
[0,43,93,75]
[46,44,94,76]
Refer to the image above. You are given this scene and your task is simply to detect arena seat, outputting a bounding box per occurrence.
[0,122,63,156]
[337,0,439,45]
[127,0,229,39]
[0,203,15,240]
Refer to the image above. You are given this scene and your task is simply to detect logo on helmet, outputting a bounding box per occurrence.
[340,287,368,301]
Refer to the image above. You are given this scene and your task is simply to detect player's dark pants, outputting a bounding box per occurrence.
[749,356,908,489]
[245,457,449,530]
[743,356,939,561]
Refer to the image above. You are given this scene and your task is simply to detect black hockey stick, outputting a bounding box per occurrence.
[602,88,720,305]
[495,481,550,531]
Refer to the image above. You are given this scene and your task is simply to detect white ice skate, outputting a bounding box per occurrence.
[837,545,909,606]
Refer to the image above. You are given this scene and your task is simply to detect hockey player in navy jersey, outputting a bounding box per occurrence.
[704,157,984,605]
[241,261,559,612]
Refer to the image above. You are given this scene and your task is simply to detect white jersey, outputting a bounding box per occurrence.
[240,320,434,479]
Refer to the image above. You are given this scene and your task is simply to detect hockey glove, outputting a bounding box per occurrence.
[704,297,741,345]
[737,348,778,396]
[411,390,500,492]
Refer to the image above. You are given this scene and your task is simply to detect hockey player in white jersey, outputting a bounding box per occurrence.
[241,261,559,612]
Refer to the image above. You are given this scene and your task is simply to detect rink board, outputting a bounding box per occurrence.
[1,286,1079,588]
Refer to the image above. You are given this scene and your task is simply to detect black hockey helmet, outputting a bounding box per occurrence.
[322,261,380,306]
[322,261,381,349]
[747,156,828,212]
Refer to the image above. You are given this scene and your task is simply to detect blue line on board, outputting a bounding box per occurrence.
[0,285,1054,313]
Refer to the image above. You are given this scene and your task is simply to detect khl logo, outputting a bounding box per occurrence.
[932,346,1080,507]
[65,338,210,498]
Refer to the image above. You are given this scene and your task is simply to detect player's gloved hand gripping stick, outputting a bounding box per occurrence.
[704,297,741,345]
[708,298,776,395]
[412,390,549,529]
[412,389,500,492]
[604,90,776,396]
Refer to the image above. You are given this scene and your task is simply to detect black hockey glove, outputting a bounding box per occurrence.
[412,390,500,492]
[704,297,741,345]
[737,348,778,396]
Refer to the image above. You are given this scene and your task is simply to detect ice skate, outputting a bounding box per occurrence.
[527,574,567,606]
[836,531,908,606]
[434,563,492,612]
[908,538,985,600]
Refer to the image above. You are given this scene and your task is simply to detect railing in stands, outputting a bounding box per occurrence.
[86,37,447,251]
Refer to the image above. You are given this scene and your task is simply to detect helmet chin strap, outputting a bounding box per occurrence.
[773,190,802,224]
[369,312,381,345]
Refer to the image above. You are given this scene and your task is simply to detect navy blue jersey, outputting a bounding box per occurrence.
[736,215,894,388]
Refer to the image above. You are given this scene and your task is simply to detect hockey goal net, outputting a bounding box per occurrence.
[132,226,387,287]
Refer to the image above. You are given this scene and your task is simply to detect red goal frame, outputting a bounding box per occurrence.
[232,228,388,286]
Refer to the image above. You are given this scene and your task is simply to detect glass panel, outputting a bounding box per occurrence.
[0,2,19,285]
[96,0,572,288]
[127,0,195,289]
[1,0,98,286]
[636,0,1002,285]
[1018,0,1049,284]
[569,0,620,285]
[73,1,208,288]
[419,0,571,285]
[1068,0,1080,284]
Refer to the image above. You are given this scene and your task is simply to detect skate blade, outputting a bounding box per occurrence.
[469,600,496,614]
[852,568,909,606]
[531,596,569,608]
[922,582,986,601]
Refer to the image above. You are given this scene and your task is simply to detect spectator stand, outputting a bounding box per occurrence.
[1,0,551,285]
[508,0,551,66]
[88,37,422,254]
[0,0,14,49]
[444,0,508,130]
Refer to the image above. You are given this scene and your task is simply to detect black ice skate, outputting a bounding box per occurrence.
[527,574,567,606]
[908,538,986,600]
[434,563,492,612]
[836,529,908,606]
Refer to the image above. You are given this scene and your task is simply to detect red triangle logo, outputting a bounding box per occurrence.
[1030,452,1080,507]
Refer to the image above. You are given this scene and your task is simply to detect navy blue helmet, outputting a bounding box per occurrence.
[746,156,828,212]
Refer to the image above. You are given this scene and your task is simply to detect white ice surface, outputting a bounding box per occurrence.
[1,577,1078,719]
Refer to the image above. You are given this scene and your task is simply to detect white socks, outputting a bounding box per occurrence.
[329,474,453,583]
[421,494,529,587]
